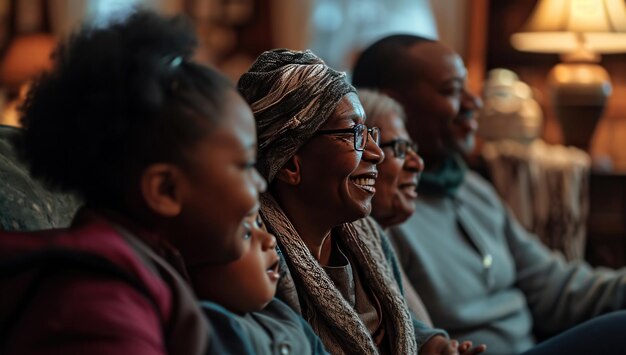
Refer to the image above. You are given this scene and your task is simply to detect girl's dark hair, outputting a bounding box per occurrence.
[16,11,232,209]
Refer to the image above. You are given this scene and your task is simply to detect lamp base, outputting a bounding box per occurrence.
[553,106,606,151]
[547,63,611,151]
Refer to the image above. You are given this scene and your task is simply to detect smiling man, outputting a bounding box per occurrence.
[353,34,626,355]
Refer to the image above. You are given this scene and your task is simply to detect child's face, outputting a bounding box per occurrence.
[167,90,267,266]
[190,209,280,314]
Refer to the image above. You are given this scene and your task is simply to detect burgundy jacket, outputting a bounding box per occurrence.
[0,212,208,355]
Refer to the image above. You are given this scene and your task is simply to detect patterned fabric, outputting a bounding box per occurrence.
[0,125,79,231]
[237,49,355,183]
[261,194,417,355]
[481,139,590,260]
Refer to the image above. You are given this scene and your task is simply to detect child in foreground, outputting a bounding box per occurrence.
[189,206,329,355]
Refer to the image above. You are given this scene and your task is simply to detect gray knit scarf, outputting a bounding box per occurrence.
[261,194,417,355]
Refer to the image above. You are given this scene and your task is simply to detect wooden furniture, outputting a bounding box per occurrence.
[586,171,626,268]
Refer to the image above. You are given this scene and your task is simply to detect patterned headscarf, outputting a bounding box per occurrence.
[238,49,355,182]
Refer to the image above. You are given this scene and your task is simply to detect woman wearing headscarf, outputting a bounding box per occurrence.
[237,49,450,355]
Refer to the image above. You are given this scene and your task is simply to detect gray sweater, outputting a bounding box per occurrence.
[389,171,626,355]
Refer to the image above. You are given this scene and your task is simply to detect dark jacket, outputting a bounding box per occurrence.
[0,212,209,355]
[202,298,329,355]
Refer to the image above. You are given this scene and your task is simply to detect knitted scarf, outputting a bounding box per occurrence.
[260,193,417,355]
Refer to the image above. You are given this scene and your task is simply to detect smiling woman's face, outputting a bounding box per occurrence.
[370,112,424,228]
[295,92,384,225]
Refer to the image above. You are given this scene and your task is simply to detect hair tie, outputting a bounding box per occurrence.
[161,54,184,68]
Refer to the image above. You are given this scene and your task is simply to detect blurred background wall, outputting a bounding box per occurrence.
[1,0,626,266]
[0,0,473,113]
[1,0,624,170]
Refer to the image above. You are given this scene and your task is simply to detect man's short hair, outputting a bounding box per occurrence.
[352,34,433,90]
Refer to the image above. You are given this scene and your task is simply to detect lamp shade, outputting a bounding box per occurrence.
[511,0,626,53]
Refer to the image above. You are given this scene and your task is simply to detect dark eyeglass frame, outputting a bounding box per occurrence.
[379,138,418,159]
[315,123,380,151]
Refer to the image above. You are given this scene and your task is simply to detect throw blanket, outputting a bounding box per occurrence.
[0,125,79,231]
[482,139,590,260]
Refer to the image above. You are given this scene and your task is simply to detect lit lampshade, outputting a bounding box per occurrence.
[510,0,626,151]
[511,0,626,54]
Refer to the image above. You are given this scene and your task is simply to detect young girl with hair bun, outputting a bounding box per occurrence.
[0,11,265,355]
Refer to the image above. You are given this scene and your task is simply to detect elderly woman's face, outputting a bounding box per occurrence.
[296,92,384,224]
[371,112,424,228]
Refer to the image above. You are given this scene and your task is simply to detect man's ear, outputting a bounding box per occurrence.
[140,163,184,217]
[275,155,302,186]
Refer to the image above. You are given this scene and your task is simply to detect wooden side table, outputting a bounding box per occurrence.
[586,172,626,268]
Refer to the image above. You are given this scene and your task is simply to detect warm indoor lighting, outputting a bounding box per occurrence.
[0,34,56,126]
[511,0,626,54]
[511,0,626,150]
[0,34,55,89]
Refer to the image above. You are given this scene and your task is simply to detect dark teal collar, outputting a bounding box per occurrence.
[418,153,467,197]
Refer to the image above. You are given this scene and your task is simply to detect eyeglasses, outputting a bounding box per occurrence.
[379,138,418,159]
[315,124,380,151]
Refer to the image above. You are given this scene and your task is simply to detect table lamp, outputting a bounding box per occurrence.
[510,0,626,150]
